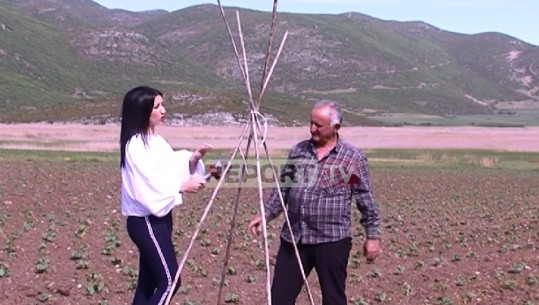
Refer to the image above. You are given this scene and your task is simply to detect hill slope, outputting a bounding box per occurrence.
[1,1,538,125]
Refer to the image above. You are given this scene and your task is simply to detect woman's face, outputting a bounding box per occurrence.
[149,95,166,130]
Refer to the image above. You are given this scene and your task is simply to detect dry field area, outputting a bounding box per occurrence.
[1,124,539,305]
[0,123,538,152]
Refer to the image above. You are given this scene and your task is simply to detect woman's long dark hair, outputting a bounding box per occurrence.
[120,86,163,168]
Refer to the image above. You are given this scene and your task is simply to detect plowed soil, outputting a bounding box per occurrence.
[1,124,538,305]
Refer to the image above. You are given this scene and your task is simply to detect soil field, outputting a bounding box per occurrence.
[1,124,539,304]
[0,159,538,305]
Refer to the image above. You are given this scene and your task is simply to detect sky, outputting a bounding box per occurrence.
[92,0,539,47]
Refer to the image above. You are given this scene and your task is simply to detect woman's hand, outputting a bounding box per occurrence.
[180,176,206,194]
[190,143,213,174]
[192,143,213,161]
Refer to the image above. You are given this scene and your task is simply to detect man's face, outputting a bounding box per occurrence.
[310,106,337,146]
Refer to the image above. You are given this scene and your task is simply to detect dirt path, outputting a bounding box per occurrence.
[0,123,538,152]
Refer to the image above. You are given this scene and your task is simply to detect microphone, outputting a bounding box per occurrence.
[204,160,227,181]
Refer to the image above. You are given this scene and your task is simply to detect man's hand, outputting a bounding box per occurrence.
[363,239,381,262]
[248,215,263,235]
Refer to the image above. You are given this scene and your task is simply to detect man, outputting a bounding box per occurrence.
[248,100,381,305]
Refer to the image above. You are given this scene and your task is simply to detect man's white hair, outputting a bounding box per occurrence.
[313,100,342,127]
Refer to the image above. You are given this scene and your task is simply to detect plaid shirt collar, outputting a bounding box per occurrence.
[306,135,343,159]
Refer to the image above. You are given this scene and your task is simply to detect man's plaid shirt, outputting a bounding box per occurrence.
[265,137,380,244]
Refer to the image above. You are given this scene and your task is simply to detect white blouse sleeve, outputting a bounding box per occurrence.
[124,139,194,217]
[173,149,206,178]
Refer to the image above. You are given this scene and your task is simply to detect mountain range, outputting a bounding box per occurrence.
[1,0,538,126]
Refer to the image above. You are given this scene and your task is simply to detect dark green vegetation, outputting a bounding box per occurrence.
[0,149,538,304]
[1,0,538,125]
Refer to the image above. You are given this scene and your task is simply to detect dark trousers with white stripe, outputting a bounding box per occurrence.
[127,212,180,305]
[271,237,352,305]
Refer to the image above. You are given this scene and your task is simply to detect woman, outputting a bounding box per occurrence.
[120,86,209,305]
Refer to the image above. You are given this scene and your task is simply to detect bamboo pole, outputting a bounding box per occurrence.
[163,123,250,305]
[164,1,317,305]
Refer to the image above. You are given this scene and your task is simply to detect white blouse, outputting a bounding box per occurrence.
[121,134,205,217]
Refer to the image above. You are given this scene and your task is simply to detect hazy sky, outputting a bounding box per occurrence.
[92,0,538,46]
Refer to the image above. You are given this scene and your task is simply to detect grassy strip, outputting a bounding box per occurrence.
[0,149,118,163]
[0,148,537,171]
[365,149,539,171]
